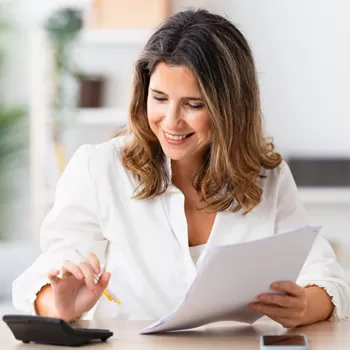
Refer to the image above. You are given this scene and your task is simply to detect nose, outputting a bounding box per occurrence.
[162,103,182,130]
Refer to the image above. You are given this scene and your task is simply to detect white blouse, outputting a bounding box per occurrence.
[190,244,206,265]
[12,136,350,321]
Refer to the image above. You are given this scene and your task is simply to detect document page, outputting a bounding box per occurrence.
[141,226,320,334]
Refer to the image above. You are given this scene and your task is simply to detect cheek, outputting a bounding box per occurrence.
[187,112,211,135]
[147,100,164,126]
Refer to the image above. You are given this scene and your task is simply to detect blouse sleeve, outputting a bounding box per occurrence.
[274,162,350,321]
[12,145,109,313]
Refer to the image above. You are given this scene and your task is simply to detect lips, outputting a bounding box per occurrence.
[163,130,195,144]
[164,132,193,141]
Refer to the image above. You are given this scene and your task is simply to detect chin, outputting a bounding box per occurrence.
[162,149,187,161]
[158,144,186,160]
[156,133,201,161]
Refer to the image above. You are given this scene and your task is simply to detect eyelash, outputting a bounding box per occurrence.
[152,96,204,110]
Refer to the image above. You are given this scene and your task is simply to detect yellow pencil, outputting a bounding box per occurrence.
[74,249,121,305]
[93,275,121,305]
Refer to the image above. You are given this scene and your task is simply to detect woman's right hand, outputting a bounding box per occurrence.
[46,252,110,322]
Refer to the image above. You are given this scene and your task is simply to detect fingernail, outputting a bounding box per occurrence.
[272,283,279,289]
[258,295,265,301]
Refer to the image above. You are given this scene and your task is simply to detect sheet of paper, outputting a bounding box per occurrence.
[141,225,320,334]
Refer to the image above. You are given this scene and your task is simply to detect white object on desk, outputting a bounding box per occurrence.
[141,225,320,334]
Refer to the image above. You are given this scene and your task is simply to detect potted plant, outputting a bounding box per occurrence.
[44,7,83,119]
[0,9,26,241]
[44,7,83,172]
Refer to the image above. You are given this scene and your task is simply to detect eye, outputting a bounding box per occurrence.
[187,103,204,110]
[153,96,167,102]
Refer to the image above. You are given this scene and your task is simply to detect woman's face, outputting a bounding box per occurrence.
[147,62,211,162]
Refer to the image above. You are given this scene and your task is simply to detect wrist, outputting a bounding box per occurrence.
[50,307,82,323]
[34,284,79,322]
[300,286,334,326]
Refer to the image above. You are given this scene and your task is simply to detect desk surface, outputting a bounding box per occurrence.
[1,319,350,349]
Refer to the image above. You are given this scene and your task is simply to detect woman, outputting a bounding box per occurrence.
[13,8,350,328]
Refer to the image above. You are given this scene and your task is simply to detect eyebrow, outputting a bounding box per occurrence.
[150,88,203,101]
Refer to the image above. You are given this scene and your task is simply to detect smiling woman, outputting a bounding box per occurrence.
[12,8,350,328]
[119,10,282,213]
[147,63,210,161]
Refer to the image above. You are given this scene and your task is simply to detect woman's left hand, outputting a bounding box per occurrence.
[248,281,308,328]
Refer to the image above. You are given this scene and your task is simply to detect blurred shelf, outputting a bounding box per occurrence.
[76,108,128,125]
[81,29,154,44]
[298,187,350,204]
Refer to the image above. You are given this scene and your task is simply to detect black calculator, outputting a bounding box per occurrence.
[3,314,113,347]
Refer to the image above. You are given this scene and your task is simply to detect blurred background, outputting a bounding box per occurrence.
[0,0,349,315]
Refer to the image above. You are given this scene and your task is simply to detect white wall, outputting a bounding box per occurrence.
[7,0,350,157]
[203,0,350,157]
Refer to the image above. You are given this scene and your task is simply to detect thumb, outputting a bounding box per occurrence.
[47,269,60,286]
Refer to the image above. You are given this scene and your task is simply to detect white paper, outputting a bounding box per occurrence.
[141,225,320,334]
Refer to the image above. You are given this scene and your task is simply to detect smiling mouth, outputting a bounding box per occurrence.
[164,132,195,141]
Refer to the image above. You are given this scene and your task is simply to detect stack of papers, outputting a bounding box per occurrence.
[141,225,320,334]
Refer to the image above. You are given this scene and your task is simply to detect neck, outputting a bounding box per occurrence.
[171,155,202,190]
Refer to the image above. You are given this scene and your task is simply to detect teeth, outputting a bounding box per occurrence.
[165,132,188,141]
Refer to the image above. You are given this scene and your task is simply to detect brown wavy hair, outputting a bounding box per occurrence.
[118,8,282,214]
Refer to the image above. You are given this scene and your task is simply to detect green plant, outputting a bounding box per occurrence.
[0,9,26,240]
[0,106,26,187]
[44,7,83,123]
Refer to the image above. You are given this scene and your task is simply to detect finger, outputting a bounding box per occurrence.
[272,281,304,297]
[89,272,110,299]
[61,260,84,280]
[265,315,300,329]
[94,272,111,294]
[87,252,100,274]
[257,293,303,309]
[79,262,96,290]
[248,302,299,319]
[47,269,60,285]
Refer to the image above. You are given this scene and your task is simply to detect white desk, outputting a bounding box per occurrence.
[2,319,350,349]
